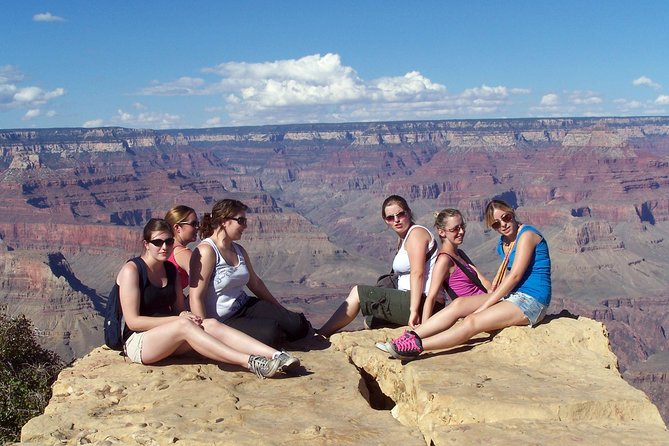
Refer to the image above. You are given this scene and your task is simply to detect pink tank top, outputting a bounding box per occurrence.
[168,248,190,290]
[440,253,485,297]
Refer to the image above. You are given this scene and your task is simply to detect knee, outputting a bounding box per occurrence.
[348,286,360,304]
[174,316,200,333]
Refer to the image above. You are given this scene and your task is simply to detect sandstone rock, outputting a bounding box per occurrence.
[19,317,668,445]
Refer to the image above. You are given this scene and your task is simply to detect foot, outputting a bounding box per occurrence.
[375,341,393,354]
[274,351,301,373]
[248,355,281,379]
[388,331,423,360]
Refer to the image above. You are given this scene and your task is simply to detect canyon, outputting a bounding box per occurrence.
[1,116,668,424]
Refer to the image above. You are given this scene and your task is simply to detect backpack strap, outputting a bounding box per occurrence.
[440,250,487,298]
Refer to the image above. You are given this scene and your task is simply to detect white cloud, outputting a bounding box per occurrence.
[33,12,65,22]
[632,76,661,90]
[204,117,222,127]
[139,53,530,125]
[113,108,182,129]
[0,66,65,111]
[568,91,602,105]
[83,119,104,128]
[540,93,559,106]
[655,95,669,105]
[23,109,41,120]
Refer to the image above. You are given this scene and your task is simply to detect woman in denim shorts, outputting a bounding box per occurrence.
[377,199,551,359]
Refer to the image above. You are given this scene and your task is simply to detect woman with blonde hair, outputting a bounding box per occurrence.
[420,208,490,323]
[189,199,310,347]
[377,199,551,359]
[118,218,298,378]
[164,205,199,290]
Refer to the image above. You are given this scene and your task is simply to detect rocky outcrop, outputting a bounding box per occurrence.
[18,317,669,445]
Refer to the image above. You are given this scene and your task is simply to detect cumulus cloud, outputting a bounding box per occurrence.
[83,119,104,128]
[139,53,529,125]
[23,109,41,120]
[540,93,559,106]
[33,12,65,22]
[568,90,602,105]
[112,108,182,129]
[633,76,661,90]
[0,65,65,111]
[655,95,669,105]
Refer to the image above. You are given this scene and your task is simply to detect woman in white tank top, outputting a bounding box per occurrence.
[318,195,439,337]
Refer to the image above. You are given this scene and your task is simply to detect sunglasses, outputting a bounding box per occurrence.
[179,220,200,228]
[491,213,513,230]
[148,237,175,247]
[384,211,407,223]
[445,223,466,233]
[228,216,248,225]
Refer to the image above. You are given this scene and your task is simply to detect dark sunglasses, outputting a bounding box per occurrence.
[491,213,513,230]
[445,223,466,233]
[228,216,248,225]
[148,237,175,247]
[179,220,200,228]
[384,211,407,223]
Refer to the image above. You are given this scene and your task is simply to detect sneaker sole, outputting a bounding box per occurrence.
[375,342,392,354]
[278,356,301,372]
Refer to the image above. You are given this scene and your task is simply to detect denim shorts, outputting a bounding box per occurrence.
[503,291,548,326]
[124,331,145,364]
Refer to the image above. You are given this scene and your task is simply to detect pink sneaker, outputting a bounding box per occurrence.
[389,331,423,359]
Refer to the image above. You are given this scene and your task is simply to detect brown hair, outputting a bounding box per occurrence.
[200,199,248,239]
[164,205,196,227]
[381,195,412,221]
[484,199,516,228]
[142,218,173,241]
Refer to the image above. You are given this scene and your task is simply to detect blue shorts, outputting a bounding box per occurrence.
[503,291,548,326]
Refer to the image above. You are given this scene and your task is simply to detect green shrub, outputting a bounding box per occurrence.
[0,308,64,444]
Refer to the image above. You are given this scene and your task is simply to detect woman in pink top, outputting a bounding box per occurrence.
[164,205,199,290]
[421,208,491,323]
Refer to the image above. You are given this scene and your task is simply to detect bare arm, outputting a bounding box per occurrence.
[405,227,432,328]
[187,244,216,318]
[474,230,542,313]
[240,244,282,306]
[422,253,452,323]
[173,246,193,275]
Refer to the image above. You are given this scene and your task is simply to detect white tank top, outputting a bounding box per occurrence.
[392,224,438,293]
[201,238,252,320]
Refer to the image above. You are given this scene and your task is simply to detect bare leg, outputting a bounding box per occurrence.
[421,301,528,352]
[414,294,490,339]
[318,286,361,337]
[139,318,252,367]
[201,318,277,358]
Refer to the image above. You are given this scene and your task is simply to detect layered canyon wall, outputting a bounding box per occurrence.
[1,116,668,421]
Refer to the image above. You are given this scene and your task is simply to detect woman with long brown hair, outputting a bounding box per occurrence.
[318,195,439,337]
[188,199,310,348]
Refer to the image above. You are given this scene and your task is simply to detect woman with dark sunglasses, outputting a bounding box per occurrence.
[188,199,310,348]
[318,195,439,337]
[117,218,298,378]
[164,205,199,291]
[376,199,551,360]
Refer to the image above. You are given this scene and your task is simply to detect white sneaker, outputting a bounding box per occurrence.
[275,351,300,373]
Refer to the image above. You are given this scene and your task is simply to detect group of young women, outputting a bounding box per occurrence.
[115,195,551,378]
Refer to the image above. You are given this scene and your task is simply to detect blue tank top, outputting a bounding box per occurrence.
[496,225,551,305]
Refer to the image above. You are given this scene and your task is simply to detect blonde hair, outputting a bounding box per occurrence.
[484,199,516,228]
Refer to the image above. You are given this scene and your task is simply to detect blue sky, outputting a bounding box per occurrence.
[2,1,668,129]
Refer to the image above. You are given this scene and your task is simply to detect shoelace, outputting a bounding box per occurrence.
[393,333,420,352]
[248,356,269,379]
